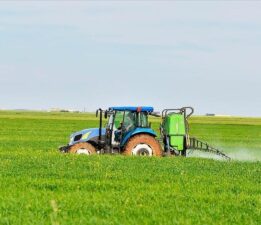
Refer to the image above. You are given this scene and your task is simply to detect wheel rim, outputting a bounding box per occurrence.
[132,144,153,156]
[76,148,91,155]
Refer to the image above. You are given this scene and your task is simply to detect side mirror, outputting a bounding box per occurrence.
[104,110,108,119]
[96,110,99,117]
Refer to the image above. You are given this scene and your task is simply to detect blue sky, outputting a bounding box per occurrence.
[0,1,260,116]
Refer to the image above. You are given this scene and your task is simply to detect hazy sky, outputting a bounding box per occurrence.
[0,1,260,116]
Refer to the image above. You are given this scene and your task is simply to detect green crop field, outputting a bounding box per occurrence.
[0,111,260,225]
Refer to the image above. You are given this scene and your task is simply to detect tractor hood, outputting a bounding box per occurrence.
[69,128,106,145]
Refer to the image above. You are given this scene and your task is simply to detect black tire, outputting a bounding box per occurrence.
[69,142,96,155]
[123,134,162,156]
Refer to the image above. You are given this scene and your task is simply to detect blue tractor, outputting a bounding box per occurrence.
[59,106,230,159]
[59,106,162,156]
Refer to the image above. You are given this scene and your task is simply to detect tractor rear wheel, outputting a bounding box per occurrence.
[123,134,162,156]
[69,142,96,155]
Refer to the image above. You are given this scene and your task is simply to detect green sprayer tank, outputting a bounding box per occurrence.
[161,107,193,156]
[162,113,186,151]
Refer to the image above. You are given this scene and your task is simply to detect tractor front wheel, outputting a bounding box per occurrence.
[123,134,162,156]
[69,142,96,155]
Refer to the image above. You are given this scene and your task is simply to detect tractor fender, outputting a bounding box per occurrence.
[120,128,157,147]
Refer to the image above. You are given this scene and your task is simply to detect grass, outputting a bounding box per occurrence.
[0,111,260,225]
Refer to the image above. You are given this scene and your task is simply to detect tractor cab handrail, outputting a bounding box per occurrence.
[162,107,194,119]
[182,107,194,118]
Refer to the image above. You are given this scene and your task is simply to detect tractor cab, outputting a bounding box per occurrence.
[100,107,156,152]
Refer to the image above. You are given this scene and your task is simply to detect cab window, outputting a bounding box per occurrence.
[114,111,124,129]
[140,112,149,127]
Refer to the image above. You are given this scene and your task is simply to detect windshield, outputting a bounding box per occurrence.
[114,111,124,129]
[106,111,124,130]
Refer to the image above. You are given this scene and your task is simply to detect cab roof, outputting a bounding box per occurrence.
[108,106,154,113]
